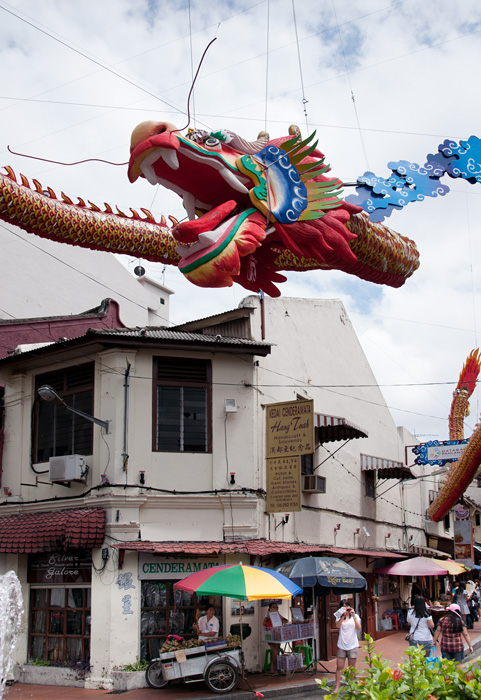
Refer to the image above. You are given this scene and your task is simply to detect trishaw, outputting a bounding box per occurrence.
[146,643,241,694]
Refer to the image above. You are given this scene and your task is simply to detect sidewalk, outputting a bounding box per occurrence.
[6,618,481,700]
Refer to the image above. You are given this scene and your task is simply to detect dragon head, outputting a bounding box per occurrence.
[128,121,361,294]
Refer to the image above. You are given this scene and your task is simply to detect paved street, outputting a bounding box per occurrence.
[5,621,481,700]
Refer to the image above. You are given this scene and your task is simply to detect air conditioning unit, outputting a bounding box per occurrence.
[49,455,88,483]
[302,475,326,493]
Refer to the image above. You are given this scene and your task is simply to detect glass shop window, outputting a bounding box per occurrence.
[140,580,223,661]
[29,588,91,664]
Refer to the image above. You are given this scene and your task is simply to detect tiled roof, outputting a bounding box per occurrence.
[112,539,405,559]
[0,508,106,553]
[88,327,270,348]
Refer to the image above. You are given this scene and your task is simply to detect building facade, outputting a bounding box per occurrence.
[0,295,466,688]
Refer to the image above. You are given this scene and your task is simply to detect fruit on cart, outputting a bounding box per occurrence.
[226,634,241,647]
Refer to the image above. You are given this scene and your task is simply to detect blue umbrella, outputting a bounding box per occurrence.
[276,556,366,594]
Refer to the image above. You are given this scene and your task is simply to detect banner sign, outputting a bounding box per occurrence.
[266,399,314,457]
[454,520,474,568]
[266,455,301,513]
[411,439,468,466]
[28,550,92,584]
[139,555,220,579]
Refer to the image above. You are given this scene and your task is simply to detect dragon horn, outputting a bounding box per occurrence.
[457,348,481,395]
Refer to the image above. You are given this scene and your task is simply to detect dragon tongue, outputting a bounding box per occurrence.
[174,200,238,243]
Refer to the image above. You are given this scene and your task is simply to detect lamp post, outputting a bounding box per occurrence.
[38,385,110,433]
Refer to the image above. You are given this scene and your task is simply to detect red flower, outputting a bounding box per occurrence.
[391,669,403,681]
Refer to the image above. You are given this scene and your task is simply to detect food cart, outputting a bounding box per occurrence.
[146,642,241,694]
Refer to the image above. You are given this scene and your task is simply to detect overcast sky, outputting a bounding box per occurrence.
[2,0,481,443]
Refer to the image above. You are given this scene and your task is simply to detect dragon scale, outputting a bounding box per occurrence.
[0,166,419,290]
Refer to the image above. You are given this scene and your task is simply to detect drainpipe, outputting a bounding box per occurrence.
[122,361,131,476]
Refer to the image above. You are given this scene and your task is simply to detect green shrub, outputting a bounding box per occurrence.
[316,635,481,700]
[119,659,149,672]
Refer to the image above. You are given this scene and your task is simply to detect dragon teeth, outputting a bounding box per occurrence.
[183,192,197,221]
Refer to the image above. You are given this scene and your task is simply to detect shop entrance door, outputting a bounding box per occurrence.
[317,591,342,660]
[361,573,376,639]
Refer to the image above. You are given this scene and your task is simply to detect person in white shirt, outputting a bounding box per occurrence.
[406,596,434,655]
[334,600,361,692]
[193,606,220,641]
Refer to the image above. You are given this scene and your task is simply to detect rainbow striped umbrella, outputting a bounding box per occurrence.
[173,564,302,600]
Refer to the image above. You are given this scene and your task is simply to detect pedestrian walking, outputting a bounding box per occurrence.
[432,603,473,662]
[333,601,361,692]
[406,596,435,655]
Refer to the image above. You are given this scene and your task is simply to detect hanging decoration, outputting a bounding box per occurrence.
[0,122,420,297]
[427,349,481,522]
[346,135,481,222]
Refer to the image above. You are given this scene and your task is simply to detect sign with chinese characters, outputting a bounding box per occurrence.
[139,555,220,579]
[454,519,474,568]
[27,550,92,584]
[266,455,301,513]
[266,399,314,457]
[411,439,468,466]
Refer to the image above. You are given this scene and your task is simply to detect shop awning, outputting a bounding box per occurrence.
[315,413,368,443]
[112,539,404,559]
[361,453,414,480]
[0,507,106,553]
[410,544,449,558]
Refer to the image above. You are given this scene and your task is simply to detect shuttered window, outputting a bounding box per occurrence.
[153,358,211,453]
[33,364,94,463]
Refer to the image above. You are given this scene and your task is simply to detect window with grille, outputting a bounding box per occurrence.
[365,470,375,498]
[153,358,211,452]
[301,453,314,474]
[33,364,94,463]
[29,588,91,664]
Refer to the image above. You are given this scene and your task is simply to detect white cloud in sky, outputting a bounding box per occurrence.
[2,0,481,442]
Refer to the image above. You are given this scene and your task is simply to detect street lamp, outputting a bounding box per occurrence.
[38,385,110,433]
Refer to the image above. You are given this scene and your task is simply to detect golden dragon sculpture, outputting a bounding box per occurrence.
[1,122,420,296]
[428,349,481,522]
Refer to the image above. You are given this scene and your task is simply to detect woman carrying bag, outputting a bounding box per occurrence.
[406,596,435,655]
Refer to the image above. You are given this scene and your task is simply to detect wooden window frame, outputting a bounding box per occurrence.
[29,587,91,664]
[33,363,95,463]
[152,357,212,453]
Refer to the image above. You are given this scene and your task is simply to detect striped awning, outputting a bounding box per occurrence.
[315,413,368,443]
[361,454,414,480]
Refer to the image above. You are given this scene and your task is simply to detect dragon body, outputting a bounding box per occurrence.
[1,122,419,296]
[428,349,481,522]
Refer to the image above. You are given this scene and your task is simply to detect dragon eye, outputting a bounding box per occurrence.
[204,137,221,149]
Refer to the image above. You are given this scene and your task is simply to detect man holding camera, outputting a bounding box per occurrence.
[334,599,361,692]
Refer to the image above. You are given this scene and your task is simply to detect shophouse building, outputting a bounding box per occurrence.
[0,293,438,688]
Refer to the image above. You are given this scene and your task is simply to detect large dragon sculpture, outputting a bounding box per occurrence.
[428,349,481,522]
[0,122,420,297]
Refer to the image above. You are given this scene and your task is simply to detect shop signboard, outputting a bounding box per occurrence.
[266,399,314,457]
[139,554,220,579]
[28,550,92,584]
[266,455,301,513]
[411,439,468,466]
[453,519,474,568]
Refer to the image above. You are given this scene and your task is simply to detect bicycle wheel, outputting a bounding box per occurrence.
[146,660,170,689]
[205,659,238,694]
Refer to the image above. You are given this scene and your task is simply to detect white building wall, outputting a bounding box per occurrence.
[0,294,437,683]
[0,221,171,327]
